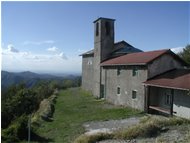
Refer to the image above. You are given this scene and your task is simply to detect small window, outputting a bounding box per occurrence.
[96,22,99,36]
[165,94,171,105]
[132,90,137,99]
[105,21,110,35]
[132,68,138,76]
[87,60,92,65]
[117,67,121,75]
[117,87,121,95]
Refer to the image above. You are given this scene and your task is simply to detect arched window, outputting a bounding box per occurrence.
[96,22,99,36]
[105,21,110,35]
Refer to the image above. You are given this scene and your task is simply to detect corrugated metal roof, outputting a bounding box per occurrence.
[144,69,190,90]
[111,41,142,58]
[79,49,94,56]
[101,49,169,66]
[113,40,129,51]
[80,40,142,56]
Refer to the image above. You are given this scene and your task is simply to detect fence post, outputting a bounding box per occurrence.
[28,114,31,143]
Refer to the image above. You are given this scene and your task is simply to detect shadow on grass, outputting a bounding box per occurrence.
[30,131,54,142]
[41,116,54,122]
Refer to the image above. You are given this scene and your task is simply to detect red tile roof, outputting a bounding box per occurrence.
[144,69,190,90]
[101,49,169,66]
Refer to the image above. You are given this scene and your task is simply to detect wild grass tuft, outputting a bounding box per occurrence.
[115,115,190,140]
[74,115,190,143]
[74,133,114,143]
[114,117,161,139]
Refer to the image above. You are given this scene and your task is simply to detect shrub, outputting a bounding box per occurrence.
[2,115,28,142]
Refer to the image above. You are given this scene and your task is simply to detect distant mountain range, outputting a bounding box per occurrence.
[1,71,78,89]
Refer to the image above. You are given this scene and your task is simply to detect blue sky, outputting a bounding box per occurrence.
[1,1,190,74]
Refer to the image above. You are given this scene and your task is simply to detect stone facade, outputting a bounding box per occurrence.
[100,53,185,111]
[93,18,115,97]
[101,65,147,110]
[173,90,190,119]
[81,17,189,115]
[147,53,183,78]
[82,55,94,93]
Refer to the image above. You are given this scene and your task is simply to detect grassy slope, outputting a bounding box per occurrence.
[34,88,142,143]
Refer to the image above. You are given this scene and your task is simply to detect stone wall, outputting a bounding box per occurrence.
[148,53,183,79]
[93,18,115,97]
[82,55,94,93]
[173,90,190,119]
[101,65,147,110]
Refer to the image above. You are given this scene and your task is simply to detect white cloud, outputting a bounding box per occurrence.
[1,44,80,74]
[21,52,30,57]
[44,40,54,44]
[47,46,58,52]
[22,40,55,45]
[32,55,39,60]
[171,47,184,54]
[58,52,67,60]
[7,44,19,53]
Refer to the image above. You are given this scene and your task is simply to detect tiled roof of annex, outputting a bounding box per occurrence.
[101,49,169,66]
[144,69,190,90]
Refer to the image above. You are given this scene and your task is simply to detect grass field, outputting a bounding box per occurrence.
[33,88,142,143]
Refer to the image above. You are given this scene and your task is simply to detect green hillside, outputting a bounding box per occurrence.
[33,88,142,143]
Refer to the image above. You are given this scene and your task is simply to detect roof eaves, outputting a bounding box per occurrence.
[79,49,94,56]
[101,63,147,66]
[143,83,190,91]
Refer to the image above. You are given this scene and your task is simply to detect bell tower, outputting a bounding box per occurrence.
[93,17,115,97]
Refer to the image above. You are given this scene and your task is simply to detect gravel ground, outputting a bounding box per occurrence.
[83,117,140,135]
[83,116,190,143]
[97,124,190,143]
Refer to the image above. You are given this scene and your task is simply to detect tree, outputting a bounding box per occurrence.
[178,45,190,65]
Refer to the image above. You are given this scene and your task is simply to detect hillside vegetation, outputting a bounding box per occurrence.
[1,70,81,90]
[33,88,142,143]
[1,77,81,143]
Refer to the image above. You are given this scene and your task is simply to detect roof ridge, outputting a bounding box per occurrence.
[114,40,127,45]
[142,48,170,53]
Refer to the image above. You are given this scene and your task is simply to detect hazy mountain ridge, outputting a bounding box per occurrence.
[1,70,79,89]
